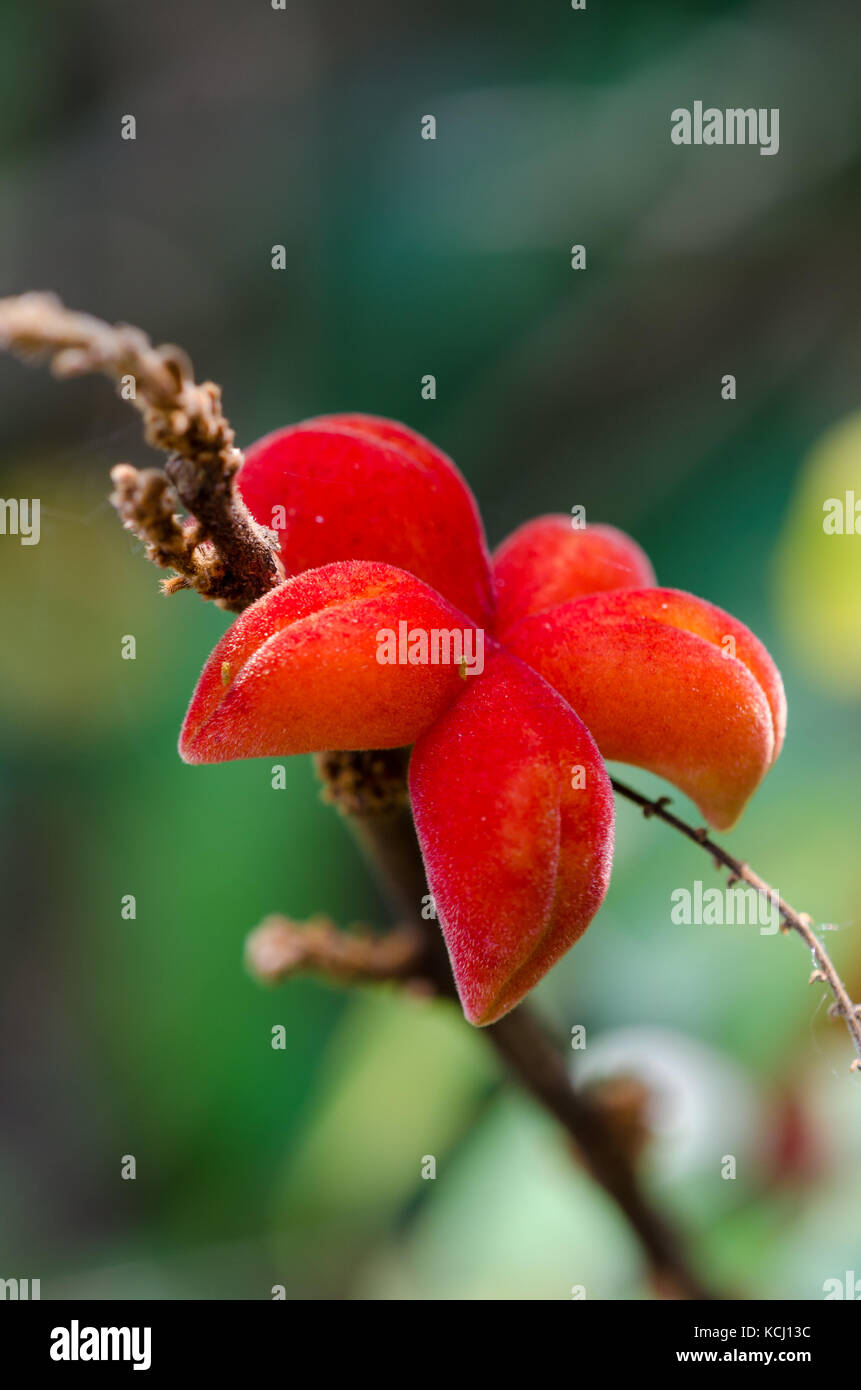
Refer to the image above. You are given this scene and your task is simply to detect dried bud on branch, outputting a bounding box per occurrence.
[0,292,282,610]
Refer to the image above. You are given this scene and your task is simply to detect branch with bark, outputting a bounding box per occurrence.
[0,292,282,610]
[246,914,427,988]
[276,747,719,1299]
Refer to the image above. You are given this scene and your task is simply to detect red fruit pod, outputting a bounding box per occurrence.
[506,587,786,830]
[409,651,614,1026]
[493,515,655,633]
[237,414,495,627]
[180,560,484,764]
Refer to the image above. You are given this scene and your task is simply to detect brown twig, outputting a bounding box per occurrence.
[245,914,427,987]
[486,1008,715,1300]
[309,750,718,1299]
[611,778,861,1072]
[0,292,282,610]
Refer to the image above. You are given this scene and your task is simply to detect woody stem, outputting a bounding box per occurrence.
[315,749,720,1301]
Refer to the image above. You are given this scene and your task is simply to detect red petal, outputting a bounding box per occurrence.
[180,561,484,763]
[237,415,495,626]
[493,515,655,633]
[507,588,786,830]
[410,651,614,1025]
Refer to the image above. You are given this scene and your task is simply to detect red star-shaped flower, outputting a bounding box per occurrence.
[180,415,786,1025]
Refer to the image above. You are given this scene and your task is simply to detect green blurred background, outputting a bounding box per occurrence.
[1,0,860,1299]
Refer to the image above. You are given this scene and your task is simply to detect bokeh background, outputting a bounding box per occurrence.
[1,0,860,1300]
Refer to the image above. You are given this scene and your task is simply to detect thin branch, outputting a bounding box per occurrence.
[487,1007,716,1299]
[611,778,861,1072]
[249,899,711,1296]
[0,292,282,610]
[245,914,427,987]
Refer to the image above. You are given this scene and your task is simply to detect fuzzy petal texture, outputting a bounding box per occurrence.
[180,561,481,763]
[506,588,786,830]
[493,516,655,633]
[237,415,495,626]
[409,651,614,1025]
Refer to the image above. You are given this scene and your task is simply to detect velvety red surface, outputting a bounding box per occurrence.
[410,651,614,1024]
[506,588,786,829]
[494,515,655,632]
[182,416,787,1020]
[238,414,495,627]
[180,560,479,763]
